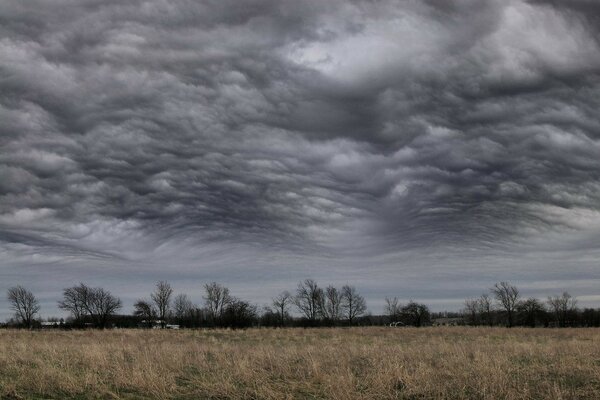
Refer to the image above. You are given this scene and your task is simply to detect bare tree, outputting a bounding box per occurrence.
[519,297,545,327]
[463,298,479,325]
[7,286,40,328]
[173,293,194,326]
[222,297,257,329]
[385,296,401,322]
[151,281,173,328]
[547,292,578,327]
[133,299,156,328]
[203,282,231,325]
[322,286,343,323]
[401,301,430,327]
[294,279,323,322]
[58,283,121,328]
[272,291,292,327]
[341,285,367,324]
[58,284,89,322]
[478,294,494,327]
[87,287,123,328]
[492,282,521,327]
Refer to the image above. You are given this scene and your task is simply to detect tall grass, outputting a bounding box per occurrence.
[0,327,599,399]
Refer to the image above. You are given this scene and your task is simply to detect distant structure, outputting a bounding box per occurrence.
[41,321,62,329]
[432,317,463,326]
[389,321,405,327]
[142,320,180,329]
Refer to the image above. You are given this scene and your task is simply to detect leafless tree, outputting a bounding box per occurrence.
[341,285,367,324]
[151,281,173,328]
[547,292,578,327]
[58,283,121,328]
[385,296,401,322]
[58,284,89,322]
[88,287,123,328]
[322,286,343,323]
[7,286,40,328]
[222,297,257,329]
[478,294,494,326]
[401,301,430,327]
[133,299,156,328]
[173,293,194,325]
[519,297,545,327]
[203,282,231,324]
[294,279,323,322]
[272,290,292,327]
[492,281,521,327]
[463,298,479,325]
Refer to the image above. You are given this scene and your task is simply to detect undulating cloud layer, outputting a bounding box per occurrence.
[1,0,600,316]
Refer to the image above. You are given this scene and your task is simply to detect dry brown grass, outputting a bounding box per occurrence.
[0,327,599,399]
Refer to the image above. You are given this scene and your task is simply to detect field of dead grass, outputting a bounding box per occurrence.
[0,327,599,399]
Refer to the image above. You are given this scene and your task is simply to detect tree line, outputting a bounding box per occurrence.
[3,280,600,329]
[3,279,368,329]
[459,281,594,328]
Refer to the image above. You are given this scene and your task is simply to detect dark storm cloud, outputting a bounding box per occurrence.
[1,0,600,315]
[528,0,600,29]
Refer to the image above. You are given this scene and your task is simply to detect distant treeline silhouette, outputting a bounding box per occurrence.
[3,280,600,329]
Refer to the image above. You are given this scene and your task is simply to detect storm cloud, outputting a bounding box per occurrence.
[1,0,600,316]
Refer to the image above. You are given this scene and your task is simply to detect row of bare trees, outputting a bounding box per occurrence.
[131,279,367,328]
[3,283,122,329]
[464,282,580,327]
[3,279,367,329]
[289,279,367,325]
[133,281,258,328]
[4,280,595,329]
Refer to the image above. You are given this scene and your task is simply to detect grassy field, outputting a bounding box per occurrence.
[0,327,599,399]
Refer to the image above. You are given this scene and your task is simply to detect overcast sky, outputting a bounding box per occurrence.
[2,0,600,319]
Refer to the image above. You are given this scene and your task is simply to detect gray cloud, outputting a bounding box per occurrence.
[1,0,600,317]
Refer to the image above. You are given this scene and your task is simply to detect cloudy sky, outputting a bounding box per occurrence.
[2,0,600,318]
